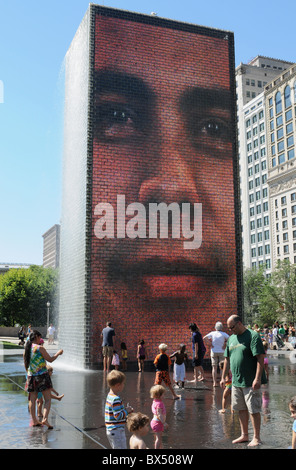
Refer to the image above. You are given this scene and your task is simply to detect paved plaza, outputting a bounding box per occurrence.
[1,338,296,450]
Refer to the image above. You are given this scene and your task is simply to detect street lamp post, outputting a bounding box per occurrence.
[46,301,50,337]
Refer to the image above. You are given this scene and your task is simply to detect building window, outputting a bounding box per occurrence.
[265,245,270,254]
[250,221,255,230]
[284,85,291,108]
[288,149,295,160]
[249,194,254,203]
[292,205,296,214]
[276,115,283,126]
[278,154,285,165]
[277,128,284,139]
[284,245,289,254]
[258,232,263,242]
[282,196,287,205]
[278,141,284,152]
[264,216,269,226]
[266,259,271,269]
[286,109,292,121]
[275,91,282,114]
[291,193,296,202]
[250,207,255,217]
[251,234,256,244]
[287,135,294,147]
[263,202,268,212]
[264,230,270,240]
[255,164,259,174]
[251,248,256,258]
[283,232,289,241]
[282,220,288,229]
[263,188,268,198]
[286,122,293,134]
[282,208,287,217]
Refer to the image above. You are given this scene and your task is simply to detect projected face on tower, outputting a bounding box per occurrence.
[90,14,239,355]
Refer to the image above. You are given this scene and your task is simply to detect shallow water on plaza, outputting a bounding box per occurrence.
[1,351,296,449]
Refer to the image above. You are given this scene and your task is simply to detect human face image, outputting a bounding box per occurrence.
[90,13,240,358]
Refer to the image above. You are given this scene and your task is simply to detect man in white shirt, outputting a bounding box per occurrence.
[47,324,56,345]
[203,322,229,386]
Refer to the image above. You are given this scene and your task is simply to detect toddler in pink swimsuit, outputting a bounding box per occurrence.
[150,385,167,449]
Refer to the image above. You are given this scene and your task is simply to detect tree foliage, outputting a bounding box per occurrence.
[0,266,58,327]
[243,261,296,327]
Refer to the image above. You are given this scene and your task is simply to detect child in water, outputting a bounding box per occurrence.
[153,343,180,399]
[289,396,296,449]
[218,361,232,413]
[170,344,188,388]
[150,385,168,449]
[111,350,120,370]
[127,412,150,449]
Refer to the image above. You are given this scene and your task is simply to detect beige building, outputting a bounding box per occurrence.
[42,224,60,269]
[236,56,293,271]
[265,64,296,267]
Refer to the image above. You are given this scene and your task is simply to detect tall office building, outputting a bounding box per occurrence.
[265,63,296,267]
[42,224,60,269]
[236,56,293,271]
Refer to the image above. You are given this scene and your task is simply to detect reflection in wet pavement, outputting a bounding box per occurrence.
[0,351,295,449]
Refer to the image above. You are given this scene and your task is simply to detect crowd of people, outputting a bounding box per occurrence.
[18,323,56,346]
[251,322,296,350]
[102,316,296,450]
[20,317,296,449]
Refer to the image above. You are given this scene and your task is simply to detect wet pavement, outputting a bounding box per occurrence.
[1,339,296,450]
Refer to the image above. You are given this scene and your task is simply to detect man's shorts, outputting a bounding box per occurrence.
[231,385,262,414]
[102,346,113,357]
[154,371,171,386]
[210,352,224,367]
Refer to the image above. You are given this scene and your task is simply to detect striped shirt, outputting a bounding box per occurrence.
[105,392,128,430]
[27,344,47,376]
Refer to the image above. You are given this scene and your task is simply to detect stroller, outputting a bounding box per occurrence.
[275,334,285,349]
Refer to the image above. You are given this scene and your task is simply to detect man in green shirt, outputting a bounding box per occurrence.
[221,315,266,447]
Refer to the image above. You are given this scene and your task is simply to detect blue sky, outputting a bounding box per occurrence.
[0,0,295,265]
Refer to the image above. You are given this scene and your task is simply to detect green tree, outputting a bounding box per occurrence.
[272,260,296,325]
[0,266,58,327]
[243,266,267,326]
